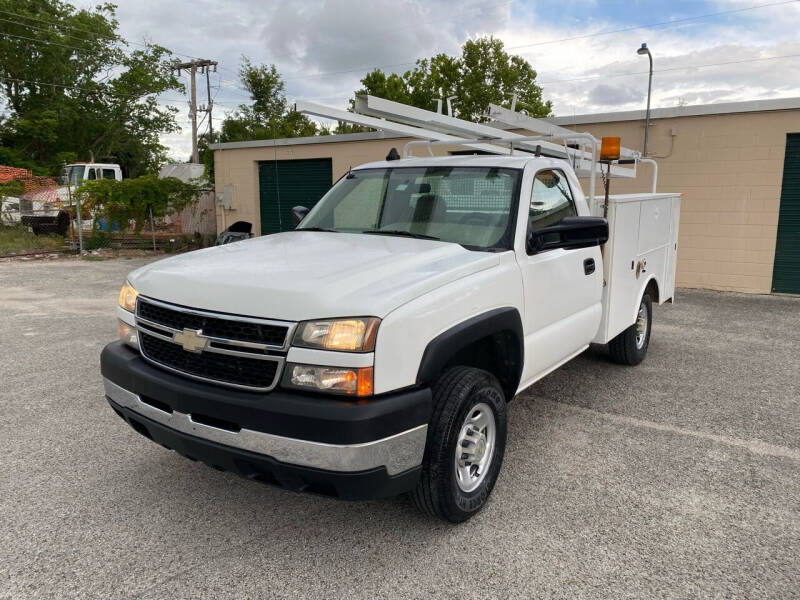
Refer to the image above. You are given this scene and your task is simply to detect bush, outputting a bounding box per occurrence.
[84,229,113,250]
[76,175,202,234]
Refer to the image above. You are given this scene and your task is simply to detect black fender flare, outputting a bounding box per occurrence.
[416,307,524,400]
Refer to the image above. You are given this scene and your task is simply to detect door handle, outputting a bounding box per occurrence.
[583,258,595,275]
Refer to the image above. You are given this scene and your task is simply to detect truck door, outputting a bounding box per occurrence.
[518,168,603,381]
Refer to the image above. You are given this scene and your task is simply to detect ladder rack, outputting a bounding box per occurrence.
[293,95,654,211]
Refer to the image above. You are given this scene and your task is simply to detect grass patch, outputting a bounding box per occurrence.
[0,225,66,255]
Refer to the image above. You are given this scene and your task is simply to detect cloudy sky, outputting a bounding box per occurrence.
[112,0,800,160]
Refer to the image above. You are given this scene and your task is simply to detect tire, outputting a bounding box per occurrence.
[608,293,652,366]
[411,366,507,523]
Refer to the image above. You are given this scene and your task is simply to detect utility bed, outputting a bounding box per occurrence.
[595,193,682,344]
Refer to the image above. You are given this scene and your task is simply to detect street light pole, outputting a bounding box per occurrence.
[637,43,653,157]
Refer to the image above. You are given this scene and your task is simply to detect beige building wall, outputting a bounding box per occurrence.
[213,136,415,236]
[560,110,799,293]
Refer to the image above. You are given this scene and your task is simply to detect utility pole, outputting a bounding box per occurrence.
[206,65,214,143]
[173,59,218,163]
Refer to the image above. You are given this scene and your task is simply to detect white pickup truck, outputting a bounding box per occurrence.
[101,149,680,522]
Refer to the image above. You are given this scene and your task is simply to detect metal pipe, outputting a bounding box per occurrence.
[639,158,658,193]
[402,137,508,158]
[402,132,599,209]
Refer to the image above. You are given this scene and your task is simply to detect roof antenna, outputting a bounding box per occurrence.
[386,147,400,161]
[346,165,354,179]
[534,145,542,157]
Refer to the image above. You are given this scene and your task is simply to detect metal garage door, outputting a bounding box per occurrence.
[258,158,333,235]
[772,134,800,293]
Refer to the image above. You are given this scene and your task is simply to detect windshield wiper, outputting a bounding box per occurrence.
[294,227,337,232]
[362,229,440,241]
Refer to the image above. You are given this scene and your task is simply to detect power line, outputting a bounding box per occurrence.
[0,15,119,46]
[0,75,182,105]
[0,30,96,52]
[266,0,800,82]
[506,0,800,50]
[0,8,242,78]
[5,51,798,101]
[538,52,800,85]
[0,8,123,43]
[1,0,797,94]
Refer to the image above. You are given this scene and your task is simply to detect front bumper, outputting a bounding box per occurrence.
[101,342,431,500]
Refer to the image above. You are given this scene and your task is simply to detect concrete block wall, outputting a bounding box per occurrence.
[565,110,799,293]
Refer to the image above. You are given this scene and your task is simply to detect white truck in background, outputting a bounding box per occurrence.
[100,100,681,523]
[2,163,124,235]
[60,162,123,187]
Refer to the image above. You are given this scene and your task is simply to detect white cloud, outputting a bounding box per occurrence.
[112,0,800,155]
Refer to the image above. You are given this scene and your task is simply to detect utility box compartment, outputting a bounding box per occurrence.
[594,193,682,344]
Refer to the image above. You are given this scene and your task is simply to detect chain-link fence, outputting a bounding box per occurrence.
[0,164,217,257]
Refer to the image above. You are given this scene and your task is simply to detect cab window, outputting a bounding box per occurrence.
[527,169,576,253]
[529,169,576,231]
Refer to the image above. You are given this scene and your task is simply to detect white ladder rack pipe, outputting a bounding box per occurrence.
[639,158,658,193]
[402,133,598,204]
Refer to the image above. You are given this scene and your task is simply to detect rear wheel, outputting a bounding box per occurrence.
[411,367,507,523]
[608,293,652,365]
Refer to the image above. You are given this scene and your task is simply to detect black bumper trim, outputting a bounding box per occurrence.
[101,341,432,445]
[109,398,421,500]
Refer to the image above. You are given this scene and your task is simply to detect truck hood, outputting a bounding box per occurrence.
[128,232,501,321]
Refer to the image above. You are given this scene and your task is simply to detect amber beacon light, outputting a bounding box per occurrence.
[600,137,621,161]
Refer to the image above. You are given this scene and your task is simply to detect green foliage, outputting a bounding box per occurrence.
[0,225,65,254]
[0,180,25,198]
[331,121,372,135]
[77,175,201,234]
[353,36,551,122]
[84,228,112,250]
[0,0,182,176]
[219,57,318,144]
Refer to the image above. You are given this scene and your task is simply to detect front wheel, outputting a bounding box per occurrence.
[411,367,507,523]
[608,293,652,365]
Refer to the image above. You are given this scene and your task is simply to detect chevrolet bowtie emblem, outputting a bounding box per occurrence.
[173,328,209,353]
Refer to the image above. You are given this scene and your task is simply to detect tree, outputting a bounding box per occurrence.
[0,0,182,176]
[353,37,551,122]
[219,58,318,143]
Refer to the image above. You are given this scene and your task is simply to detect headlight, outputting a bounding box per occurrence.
[118,280,138,312]
[117,319,139,349]
[283,364,373,397]
[293,317,380,352]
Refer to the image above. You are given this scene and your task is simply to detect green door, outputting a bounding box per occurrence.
[772,134,800,293]
[258,158,333,235]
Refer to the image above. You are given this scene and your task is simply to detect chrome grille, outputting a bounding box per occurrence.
[139,334,279,389]
[138,298,289,347]
[135,297,294,391]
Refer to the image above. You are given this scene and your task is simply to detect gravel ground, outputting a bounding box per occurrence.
[1,257,798,599]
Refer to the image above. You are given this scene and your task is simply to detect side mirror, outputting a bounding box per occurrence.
[527,216,609,254]
[292,205,309,226]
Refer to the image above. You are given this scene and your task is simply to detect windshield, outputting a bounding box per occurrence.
[298,166,520,250]
[61,165,85,186]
